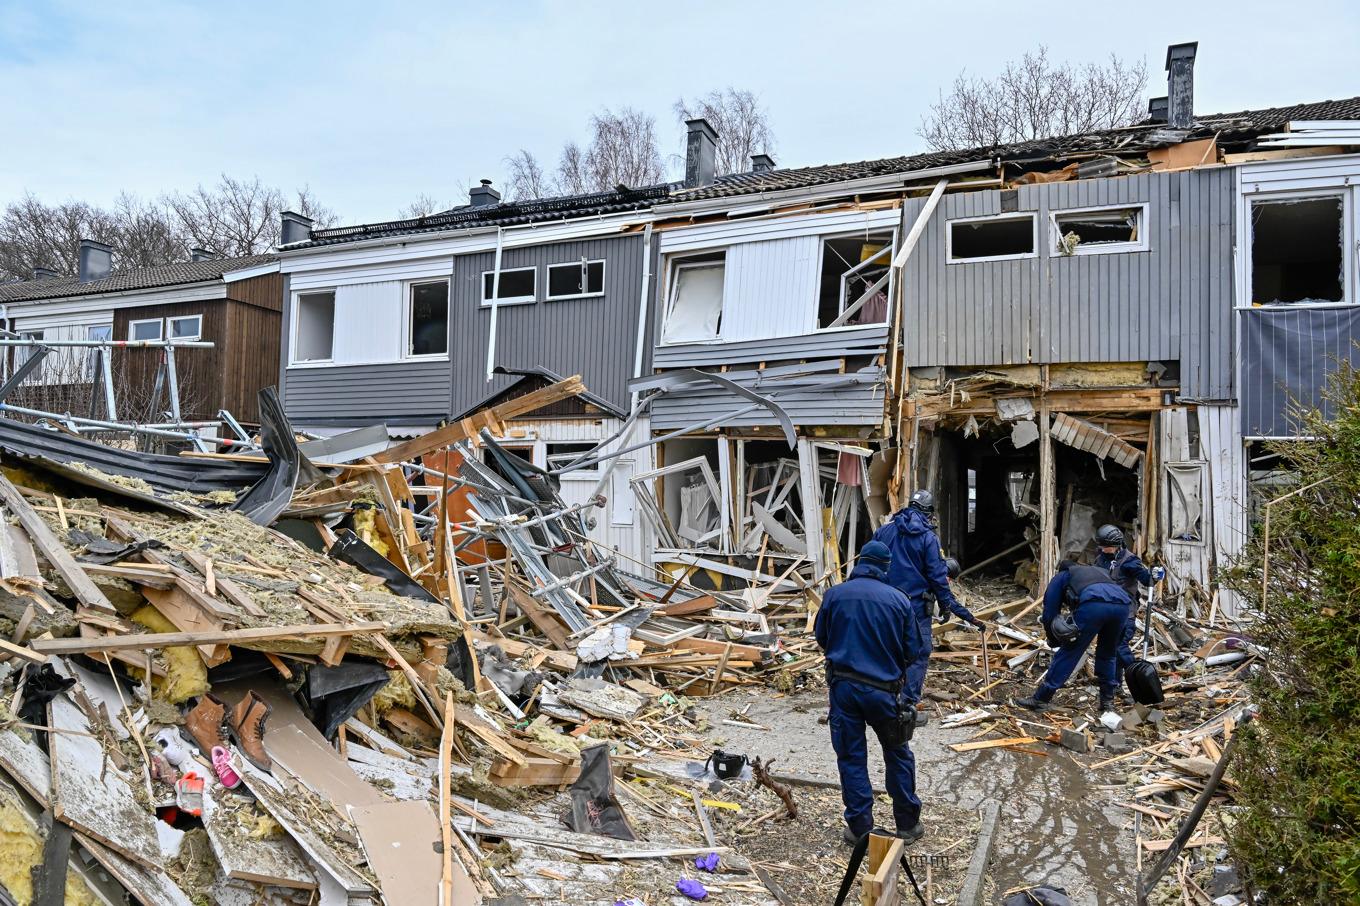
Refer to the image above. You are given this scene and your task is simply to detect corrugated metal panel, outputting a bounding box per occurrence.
[654,324,887,368]
[719,236,820,340]
[1240,306,1360,437]
[284,361,452,425]
[648,369,887,430]
[450,234,643,416]
[902,168,1236,400]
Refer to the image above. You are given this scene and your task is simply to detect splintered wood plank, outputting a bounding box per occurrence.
[0,474,114,613]
[48,694,161,871]
[949,736,1039,752]
[351,800,445,906]
[30,621,383,654]
[141,584,230,666]
[78,833,197,906]
[202,783,317,890]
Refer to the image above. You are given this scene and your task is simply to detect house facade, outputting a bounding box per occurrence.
[0,243,282,424]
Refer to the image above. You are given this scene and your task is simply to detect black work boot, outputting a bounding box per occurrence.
[842,826,866,845]
[1099,695,1116,713]
[1016,691,1052,711]
[896,822,925,844]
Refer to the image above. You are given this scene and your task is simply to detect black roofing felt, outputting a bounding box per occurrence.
[0,254,277,304]
[290,95,1360,250]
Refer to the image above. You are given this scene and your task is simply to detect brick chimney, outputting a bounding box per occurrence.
[1165,42,1198,129]
[684,118,718,188]
[77,239,113,282]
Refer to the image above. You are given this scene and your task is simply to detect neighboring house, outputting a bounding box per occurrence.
[0,243,281,423]
[273,184,669,566]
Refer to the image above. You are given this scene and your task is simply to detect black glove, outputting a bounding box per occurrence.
[967,618,985,632]
[1043,623,1059,648]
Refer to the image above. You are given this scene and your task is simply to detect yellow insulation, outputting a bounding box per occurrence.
[129,605,210,704]
[0,799,101,905]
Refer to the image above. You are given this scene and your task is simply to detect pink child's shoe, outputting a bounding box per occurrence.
[211,746,242,789]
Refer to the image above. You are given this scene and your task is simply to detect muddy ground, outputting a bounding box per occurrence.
[698,679,1138,905]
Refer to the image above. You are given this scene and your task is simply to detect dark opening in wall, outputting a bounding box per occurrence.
[949,215,1034,261]
[1251,196,1345,304]
[1054,207,1141,252]
[817,233,892,328]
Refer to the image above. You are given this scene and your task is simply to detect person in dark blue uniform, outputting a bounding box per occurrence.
[873,490,983,710]
[814,540,927,845]
[1092,525,1165,687]
[1017,560,1134,712]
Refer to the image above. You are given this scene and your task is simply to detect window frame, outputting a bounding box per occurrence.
[403,278,451,360]
[545,441,603,479]
[167,314,203,341]
[1048,202,1150,257]
[1242,189,1353,309]
[290,288,337,366]
[945,212,1039,264]
[128,318,164,342]
[545,258,607,301]
[480,266,537,307]
[815,229,897,330]
[661,253,728,345]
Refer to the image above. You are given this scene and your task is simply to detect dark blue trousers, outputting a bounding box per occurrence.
[903,604,933,704]
[1036,600,1130,701]
[828,679,921,836]
[1114,612,1138,686]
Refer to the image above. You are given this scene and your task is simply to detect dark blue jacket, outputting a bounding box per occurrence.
[1041,567,1134,626]
[814,560,924,685]
[1095,548,1153,600]
[872,508,973,622]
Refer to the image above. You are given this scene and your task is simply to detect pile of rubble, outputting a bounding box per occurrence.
[0,380,826,905]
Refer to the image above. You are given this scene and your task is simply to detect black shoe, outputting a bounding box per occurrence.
[895,822,925,844]
[842,826,865,845]
[1016,695,1052,711]
[914,711,928,728]
[1099,697,1115,713]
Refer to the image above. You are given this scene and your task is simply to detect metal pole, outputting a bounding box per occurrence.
[100,346,118,422]
[164,345,181,423]
[484,227,504,381]
[0,339,213,348]
[0,403,213,441]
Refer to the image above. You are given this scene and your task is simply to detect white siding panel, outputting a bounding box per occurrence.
[660,207,900,253]
[720,236,819,341]
[332,281,403,364]
[289,258,454,292]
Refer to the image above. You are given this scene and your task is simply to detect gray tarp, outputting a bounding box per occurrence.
[1241,306,1360,438]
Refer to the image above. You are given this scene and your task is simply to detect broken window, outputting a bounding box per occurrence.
[817,233,892,328]
[408,280,449,357]
[948,215,1035,261]
[1250,196,1346,305]
[294,291,335,362]
[1053,206,1144,255]
[631,448,723,549]
[546,442,600,478]
[662,254,725,344]
[481,267,536,305]
[128,318,162,341]
[546,259,605,300]
[168,315,202,340]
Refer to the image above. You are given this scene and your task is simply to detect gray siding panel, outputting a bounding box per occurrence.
[649,368,887,430]
[902,168,1235,400]
[1241,307,1360,438]
[653,325,887,368]
[284,362,452,425]
[450,234,644,416]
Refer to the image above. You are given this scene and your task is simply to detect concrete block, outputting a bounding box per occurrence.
[1102,732,1133,753]
[1120,710,1144,731]
[1060,728,1090,753]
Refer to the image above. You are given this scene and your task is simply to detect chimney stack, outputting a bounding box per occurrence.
[77,239,113,282]
[1165,42,1198,129]
[750,153,776,173]
[190,247,219,262]
[32,266,59,280]
[1148,96,1169,124]
[470,179,501,208]
[684,118,718,189]
[280,211,314,246]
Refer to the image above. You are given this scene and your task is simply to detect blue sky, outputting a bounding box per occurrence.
[2,0,1358,224]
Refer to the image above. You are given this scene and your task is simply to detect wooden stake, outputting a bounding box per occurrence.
[438,692,454,906]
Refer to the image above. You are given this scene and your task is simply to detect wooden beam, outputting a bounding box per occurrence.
[29,621,385,655]
[0,474,114,613]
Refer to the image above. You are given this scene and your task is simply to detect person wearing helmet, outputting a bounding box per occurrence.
[814,540,927,846]
[873,489,984,708]
[1017,560,1134,712]
[1092,525,1165,688]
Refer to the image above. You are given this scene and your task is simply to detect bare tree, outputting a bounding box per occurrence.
[920,47,1148,151]
[555,108,665,195]
[0,195,119,281]
[163,175,336,257]
[674,88,776,176]
[398,194,453,218]
[111,193,184,267]
[504,150,551,201]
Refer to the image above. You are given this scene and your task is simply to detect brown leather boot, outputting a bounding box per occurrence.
[183,693,228,756]
[228,691,273,771]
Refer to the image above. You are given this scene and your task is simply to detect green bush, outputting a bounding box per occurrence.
[1224,362,1360,903]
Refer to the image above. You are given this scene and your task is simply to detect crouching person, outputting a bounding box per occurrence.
[814,540,927,845]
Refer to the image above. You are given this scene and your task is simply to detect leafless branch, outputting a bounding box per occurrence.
[674,87,777,176]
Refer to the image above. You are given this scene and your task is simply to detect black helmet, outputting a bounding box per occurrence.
[1050,613,1080,645]
[944,557,961,580]
[1095,524,1124,548]
[908,489,935,514]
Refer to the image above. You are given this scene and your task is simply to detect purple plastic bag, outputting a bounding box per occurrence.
[676,877,709,900]
[694,851,720,873]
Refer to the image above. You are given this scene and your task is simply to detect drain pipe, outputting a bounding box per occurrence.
[484,226,505,381]
[630,223,654,412]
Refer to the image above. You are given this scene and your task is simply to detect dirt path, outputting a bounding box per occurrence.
[699,688,1137,905]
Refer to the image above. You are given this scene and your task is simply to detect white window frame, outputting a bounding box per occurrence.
[1241,189,1354,309]
[545,258,607,301]
[480,266,537,307]
[289,289,337,366]
[945,212,1039,264]
[167,314,203,341]
[128,318,163,341]
[404,278,451,360]
[661,254,727,345]
[1048,202,1150,256]
[815,229,898,330]
[545,441,603,479]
